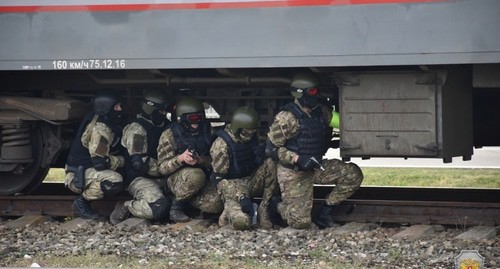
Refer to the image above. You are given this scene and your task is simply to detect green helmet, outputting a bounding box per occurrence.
[290,73,319,98]
[175,97,204,117]
[229,106,260,132]
[141,89,169,115]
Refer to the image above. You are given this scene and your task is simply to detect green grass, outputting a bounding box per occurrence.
[360,167,500,188]
[1,251,363,269]
[45,167,500,188]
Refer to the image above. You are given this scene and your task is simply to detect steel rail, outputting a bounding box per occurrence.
[0,184,498,226]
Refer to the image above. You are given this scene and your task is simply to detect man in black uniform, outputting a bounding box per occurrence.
[65,89,125,219]
[110,89,172,224]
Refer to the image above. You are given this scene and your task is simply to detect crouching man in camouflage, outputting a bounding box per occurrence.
[267,74,364,229]
[157,97,223,223]
[65,89,125,219]
[110,90,172,225]
[210,106,278,230]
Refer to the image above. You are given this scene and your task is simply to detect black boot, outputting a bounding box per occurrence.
[109,201,131,225]
[169,199,190,223]
[72,196,99,219]
[313,203,335,229]
[267,196,283,226]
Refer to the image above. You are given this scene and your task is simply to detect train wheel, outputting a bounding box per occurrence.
[0,124,49,195]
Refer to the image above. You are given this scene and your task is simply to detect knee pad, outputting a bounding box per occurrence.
[101,181,123,197]
[149,197,171,220]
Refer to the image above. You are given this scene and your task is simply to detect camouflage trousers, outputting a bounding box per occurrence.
[125,177,166,220]
[65,166,123,201]
[167,167,223,214]
[217,158,278,230]
[277,159,363,229]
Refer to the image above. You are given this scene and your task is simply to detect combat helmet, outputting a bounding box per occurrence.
[175,97,205,132]
[290,73,320,109]
[141,89,169,115]
[93,89,121,116]
[229,106,260,133]
[175,97,204,117]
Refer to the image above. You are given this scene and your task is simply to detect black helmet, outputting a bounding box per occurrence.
[290,73,320,109]
[229,106,260,133]
[141,89,169,116]
[93,89,121,116]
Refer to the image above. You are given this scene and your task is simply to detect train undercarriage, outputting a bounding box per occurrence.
[1,64,499,195]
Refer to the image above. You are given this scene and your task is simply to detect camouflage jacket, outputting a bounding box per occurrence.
[81,119,124,170]
[157,127,213,175]
[121,116,162,177]
[267,100,332,165]
[210,125,243,177]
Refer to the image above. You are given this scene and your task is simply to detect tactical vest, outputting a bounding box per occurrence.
[97,116,123,154]
[66,112,95,169]
[135,116,169,159]
[124,116,168,184]
[216,129,259,179]
[283,102,326,160]
[170,121,211,160]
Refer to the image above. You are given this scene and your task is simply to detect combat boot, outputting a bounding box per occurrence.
[110,201,131,225]
[169,199,190,223]
[72,196,99,219]
[257,203,273,229]
[313,203,335,229]
[267,195,283,226]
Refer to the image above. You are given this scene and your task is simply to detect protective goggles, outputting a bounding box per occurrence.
[299,87,319,96]
[145,100,169,111]
[181,112,204,124]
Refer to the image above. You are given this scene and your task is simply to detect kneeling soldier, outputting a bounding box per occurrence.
[210,106,278,230]
[65,89,125,219]
[110,89,171,224]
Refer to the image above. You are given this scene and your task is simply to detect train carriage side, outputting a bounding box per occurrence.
[0,0,499,195]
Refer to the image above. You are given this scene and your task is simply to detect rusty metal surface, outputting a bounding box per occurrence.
[0,97,88,121]
[0,195,125,217]
[328,199,500,226]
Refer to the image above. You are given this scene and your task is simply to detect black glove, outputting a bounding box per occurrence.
[239,197,254,216]
[91,156,111,171]
[131,154,144,171]
[297,155,315,171]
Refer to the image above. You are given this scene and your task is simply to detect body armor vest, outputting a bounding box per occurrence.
[216,129,259,179]
[170,121,211,161]
[135,116,169,159]
[283,103,326,160]
[66,112,95,169]
[124,116,168,184]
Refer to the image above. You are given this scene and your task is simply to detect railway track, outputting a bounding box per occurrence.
[1,183,498,226]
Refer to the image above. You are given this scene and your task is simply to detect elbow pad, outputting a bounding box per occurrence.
[91,156,111,171]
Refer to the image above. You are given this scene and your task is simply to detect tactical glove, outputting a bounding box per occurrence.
[131,154,144,171]
[92,156,111,171]
[297,155,315,171]
[239,197,254,216]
